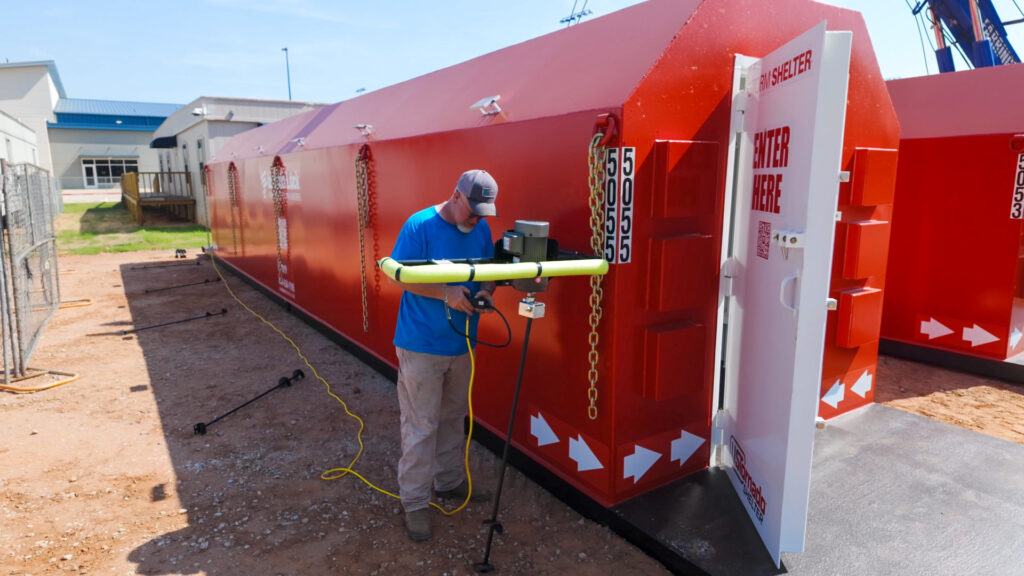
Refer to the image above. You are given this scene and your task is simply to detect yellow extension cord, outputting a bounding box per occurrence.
[2,273,91,391]
[207,249,478,516]
[2,290,89,392]
[59,298,92,309]
[0,369,80,393]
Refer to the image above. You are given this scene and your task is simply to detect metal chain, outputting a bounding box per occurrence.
[586,133,607,420]
[271,160,286,286]
[365,148,381,299]
[227,164,239,255]
[355,146,371,333]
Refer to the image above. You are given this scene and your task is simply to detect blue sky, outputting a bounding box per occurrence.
[2,0,1023,106]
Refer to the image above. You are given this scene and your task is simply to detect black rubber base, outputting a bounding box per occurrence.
[881,338,1024,384]
[469,423,714,576]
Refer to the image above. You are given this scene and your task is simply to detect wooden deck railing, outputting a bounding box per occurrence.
[120,172,196,225]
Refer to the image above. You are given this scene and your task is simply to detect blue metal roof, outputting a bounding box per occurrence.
[54,98,182,117]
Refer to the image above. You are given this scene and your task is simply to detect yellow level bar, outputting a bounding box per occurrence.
[378,256,608,283]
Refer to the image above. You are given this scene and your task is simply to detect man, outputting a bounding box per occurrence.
[389,169,499,541]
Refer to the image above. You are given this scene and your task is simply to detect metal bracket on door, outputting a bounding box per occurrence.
[773,229,805,260]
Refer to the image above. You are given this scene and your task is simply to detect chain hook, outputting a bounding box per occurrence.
[593,112,619,148]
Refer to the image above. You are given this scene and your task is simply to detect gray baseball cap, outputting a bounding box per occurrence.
[456,169,498,217]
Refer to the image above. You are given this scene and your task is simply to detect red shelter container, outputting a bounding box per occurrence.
[884,65,1024,363]
[205,0,898,512]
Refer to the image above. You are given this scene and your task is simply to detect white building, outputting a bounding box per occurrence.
[48,98,180,191]
[0,60,180,194]
[0,110,39,166]
[150,96,324,226]
[2,60,322,224]
[0,61,63,173]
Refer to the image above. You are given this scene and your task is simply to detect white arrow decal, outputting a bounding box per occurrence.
[623,445,662,484]
[670,430,705,466]
[963,324,999,347]
[1011,327,1023,349]
[920,318,954,340]
[850,370,872,398]
[822,380,844,409]
[568,435,603,472]
[530,413,559,447]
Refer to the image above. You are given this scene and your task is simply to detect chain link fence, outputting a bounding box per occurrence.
[1,160,62,384]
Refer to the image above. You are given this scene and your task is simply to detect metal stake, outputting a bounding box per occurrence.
[121,308,227,335]
[474,300,537,573]
[194,369,304,435]
[144,278,218,294]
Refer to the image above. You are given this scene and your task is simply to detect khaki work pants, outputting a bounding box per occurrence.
[395,347,471,512]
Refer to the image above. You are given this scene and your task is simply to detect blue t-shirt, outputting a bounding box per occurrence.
[392,206,494,355]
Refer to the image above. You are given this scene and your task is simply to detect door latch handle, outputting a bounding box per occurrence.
[779,274,799,314]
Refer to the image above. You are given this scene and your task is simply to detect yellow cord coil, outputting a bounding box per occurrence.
[209,249,478,515]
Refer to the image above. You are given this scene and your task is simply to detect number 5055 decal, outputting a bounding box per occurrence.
[602,147,635,264]
[1012,153,1024,219]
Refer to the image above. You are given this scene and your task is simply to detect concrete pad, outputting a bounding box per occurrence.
[784,404,1024,575]
[612,404,1024,575]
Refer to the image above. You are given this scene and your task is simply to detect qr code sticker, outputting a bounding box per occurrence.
[757,221,771,260]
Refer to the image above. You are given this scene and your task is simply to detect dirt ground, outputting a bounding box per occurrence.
[1,251,672,576]
[874,355,1024,444]
[2,250,1024,576]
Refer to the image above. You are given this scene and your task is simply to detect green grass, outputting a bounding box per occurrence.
[61,201,118,214]
[57,202,209,255]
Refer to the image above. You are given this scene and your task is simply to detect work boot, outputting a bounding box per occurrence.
[405,508,431,541]
[435,480,491,503]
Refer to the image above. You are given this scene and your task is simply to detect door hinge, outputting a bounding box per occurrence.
[712,409,728,447]
[732,91,749,133]
[733,88,749,133]
[720,257,738,298]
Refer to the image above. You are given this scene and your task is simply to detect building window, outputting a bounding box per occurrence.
[181,144,189,174]
[81,158,139,188]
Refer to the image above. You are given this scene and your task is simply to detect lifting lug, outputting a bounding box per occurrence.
[593,112,619,147]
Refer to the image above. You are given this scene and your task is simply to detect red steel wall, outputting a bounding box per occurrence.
[206,0,898,507]
[885,65,1024,362]
[884,133,1024,360]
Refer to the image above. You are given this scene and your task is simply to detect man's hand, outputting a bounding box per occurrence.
[443,285,475,314]
[473,288,495,314]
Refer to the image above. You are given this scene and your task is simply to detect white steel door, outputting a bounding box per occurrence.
[717,22,851,567]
